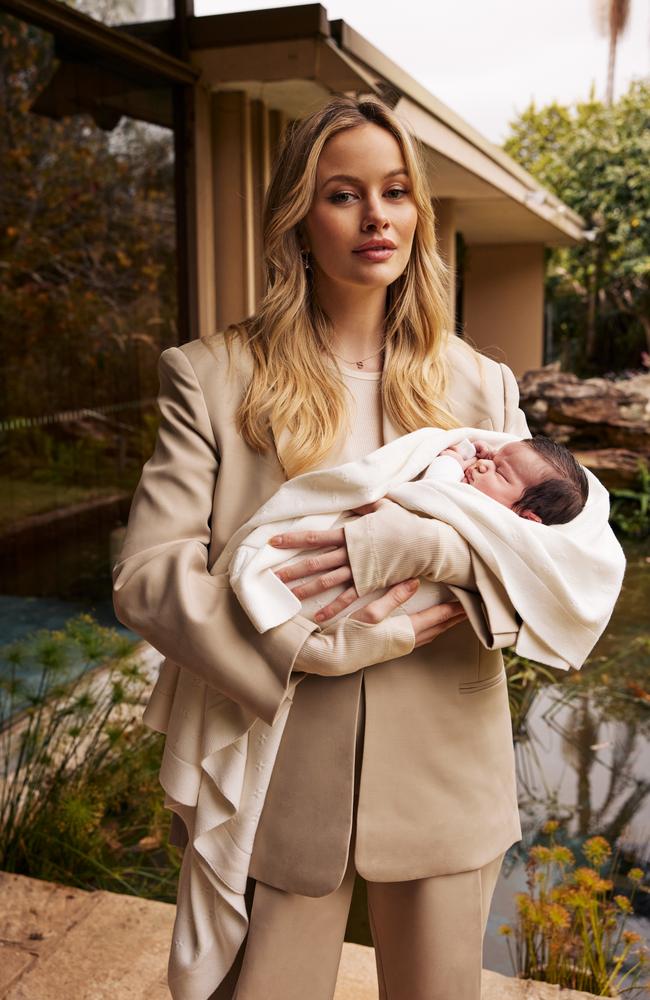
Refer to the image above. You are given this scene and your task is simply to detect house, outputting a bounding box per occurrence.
[4,0,586,373]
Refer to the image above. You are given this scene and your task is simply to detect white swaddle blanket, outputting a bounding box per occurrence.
[154,425,625,1000]
[228,426,625,670]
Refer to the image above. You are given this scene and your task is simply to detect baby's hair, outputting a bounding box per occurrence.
[511,436,589,525]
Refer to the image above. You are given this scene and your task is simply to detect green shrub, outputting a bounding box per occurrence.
[609,463,650,541]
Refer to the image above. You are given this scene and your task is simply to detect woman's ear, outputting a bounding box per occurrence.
[296,222,311,254]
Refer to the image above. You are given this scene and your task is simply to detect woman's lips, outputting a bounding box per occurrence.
[353,247,396,261]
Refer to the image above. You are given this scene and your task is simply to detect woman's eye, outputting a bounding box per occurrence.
[329,191,356,204]
[386,188,408,199]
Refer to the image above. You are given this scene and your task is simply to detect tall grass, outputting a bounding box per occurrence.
[0,614,181,899]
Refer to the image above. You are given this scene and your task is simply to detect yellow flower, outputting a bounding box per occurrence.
[622,930,642,945]
[542,819,560,835]
[499,924,513,936]
[615,894,633,913]
[545,903,570,929]
[563,887,591,909]
[574,866,612,893]
[628,867,644,883]
[530,845,553,866]
[582,836,611,867]
[551,845,575,867]
[516,894,543,924]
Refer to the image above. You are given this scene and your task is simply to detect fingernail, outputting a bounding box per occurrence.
[269,535,282,545]
[407,579,419,590]
[314,612,324,621]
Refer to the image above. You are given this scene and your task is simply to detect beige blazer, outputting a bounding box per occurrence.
[113,330,529,897]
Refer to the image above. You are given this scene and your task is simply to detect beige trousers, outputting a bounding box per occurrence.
[226,680,505,1000]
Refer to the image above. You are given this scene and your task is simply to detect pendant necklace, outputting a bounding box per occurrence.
[329,342,386,370]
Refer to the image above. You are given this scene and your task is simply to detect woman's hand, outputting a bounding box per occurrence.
[269,508,468,649]
[269,501,382,621]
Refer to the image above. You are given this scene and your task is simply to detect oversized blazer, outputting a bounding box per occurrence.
[112,329,530,899]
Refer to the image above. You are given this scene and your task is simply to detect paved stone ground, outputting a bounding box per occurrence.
[0,872,601,999]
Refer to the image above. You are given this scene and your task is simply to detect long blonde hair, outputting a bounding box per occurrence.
[224,94,460,478]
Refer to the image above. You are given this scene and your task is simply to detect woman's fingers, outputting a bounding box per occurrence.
[350,579,421,625]
[412,611,468,648]
[269,528,346,549]
[408,600,467,633]
[409,602,468,647]
[273,544,346,584]
[290,565,354,601]
[314,585,360,622]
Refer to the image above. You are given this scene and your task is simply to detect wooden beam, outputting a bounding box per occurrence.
[0,0,198,84]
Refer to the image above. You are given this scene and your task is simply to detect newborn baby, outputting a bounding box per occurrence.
[426,435,588,525]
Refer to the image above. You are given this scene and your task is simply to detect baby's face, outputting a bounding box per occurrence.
[464,442,551,510]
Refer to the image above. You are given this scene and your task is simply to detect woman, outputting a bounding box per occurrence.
[112,95,530,1000]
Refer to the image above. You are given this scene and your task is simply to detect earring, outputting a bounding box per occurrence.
[300,248,312,272]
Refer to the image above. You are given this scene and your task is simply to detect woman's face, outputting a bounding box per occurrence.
[301,123,418,292]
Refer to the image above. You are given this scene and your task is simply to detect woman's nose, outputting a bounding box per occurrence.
[362,196,389,231]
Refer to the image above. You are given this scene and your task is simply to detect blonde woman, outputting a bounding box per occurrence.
[113,95,529,1000]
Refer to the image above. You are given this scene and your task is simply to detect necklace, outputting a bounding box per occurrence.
[329,342,386,370]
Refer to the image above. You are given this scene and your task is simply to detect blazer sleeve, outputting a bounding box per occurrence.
[343,361,532,598]
[112,346,323,727]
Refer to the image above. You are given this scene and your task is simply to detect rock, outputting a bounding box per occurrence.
[518,365,650,486]
[572,449,648,490]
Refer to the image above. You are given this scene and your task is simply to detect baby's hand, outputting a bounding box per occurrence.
[472,440,493,460]
[440,445,475,471]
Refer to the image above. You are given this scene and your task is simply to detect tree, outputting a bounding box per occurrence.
[502,79,649,373]
[0,10,176,422]
[591,0,632,107]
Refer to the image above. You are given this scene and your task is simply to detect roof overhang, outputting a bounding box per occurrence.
[175,5,585,246]
[5,0,585,246]
[330,19,586,246]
